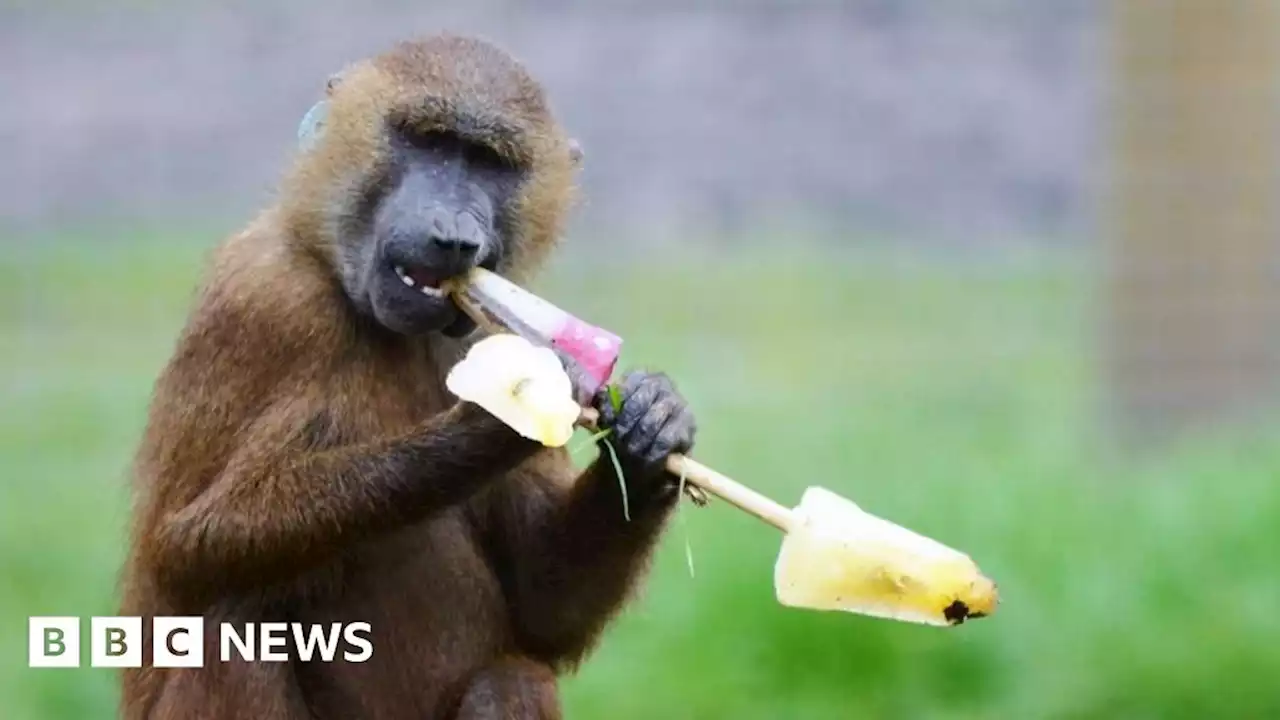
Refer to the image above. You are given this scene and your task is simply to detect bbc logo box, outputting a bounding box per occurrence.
[29,616,201,669]
[28,617,80,668]
[29,617,371,667]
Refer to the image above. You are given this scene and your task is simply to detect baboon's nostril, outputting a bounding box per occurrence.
[428,232,481,269]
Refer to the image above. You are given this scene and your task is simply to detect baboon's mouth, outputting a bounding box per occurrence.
[393,264,447,298]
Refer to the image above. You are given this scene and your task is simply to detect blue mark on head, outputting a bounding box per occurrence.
[297,100,329,151]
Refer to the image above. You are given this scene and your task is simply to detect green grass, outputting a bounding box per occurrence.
[2,235,1279,719]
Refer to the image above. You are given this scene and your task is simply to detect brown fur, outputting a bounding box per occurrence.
[120,35,669,720]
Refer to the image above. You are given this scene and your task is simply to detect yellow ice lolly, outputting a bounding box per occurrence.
[775,487,998,626]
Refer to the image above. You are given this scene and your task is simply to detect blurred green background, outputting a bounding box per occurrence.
[3,238,1279,718]
[5,2,1280,719]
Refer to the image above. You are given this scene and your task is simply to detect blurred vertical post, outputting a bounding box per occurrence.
[1107,0,1280,441]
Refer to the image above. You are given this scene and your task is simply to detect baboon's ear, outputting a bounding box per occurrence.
[568,138,584,167]
[326,63,360,96]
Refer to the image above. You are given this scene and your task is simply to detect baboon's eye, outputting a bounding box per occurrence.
[463,141,512,172]
[398,124,511,171]
[403,127,451,151]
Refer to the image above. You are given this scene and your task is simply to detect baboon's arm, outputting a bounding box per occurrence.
[481,455,677,665]
[147,393,537,604]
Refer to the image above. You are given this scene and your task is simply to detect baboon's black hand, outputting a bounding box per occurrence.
[593,370,696,499]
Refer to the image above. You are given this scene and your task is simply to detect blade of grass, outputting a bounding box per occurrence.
[599,436,631,522]
[677,464,695,578]
[570,427,613,458]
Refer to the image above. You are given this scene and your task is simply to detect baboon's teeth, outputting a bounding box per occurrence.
[395,264,445,297]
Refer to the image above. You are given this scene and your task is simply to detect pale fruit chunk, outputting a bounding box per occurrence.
[445,334,582,448]
[774,487,998,626]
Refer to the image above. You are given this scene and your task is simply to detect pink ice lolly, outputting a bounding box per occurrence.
[453,268,622,395]
[549,317,623,394]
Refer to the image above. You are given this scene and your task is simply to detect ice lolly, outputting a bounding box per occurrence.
[774,487,999,626]
[447,268,999,627]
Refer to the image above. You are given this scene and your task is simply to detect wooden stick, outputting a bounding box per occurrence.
[579,407,795,532]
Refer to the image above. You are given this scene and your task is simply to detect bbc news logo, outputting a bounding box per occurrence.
[29,617,373,668]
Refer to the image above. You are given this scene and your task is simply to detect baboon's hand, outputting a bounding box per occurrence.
[592,371,696,497]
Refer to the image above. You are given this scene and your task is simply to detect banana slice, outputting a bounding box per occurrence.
[774,487,998,626]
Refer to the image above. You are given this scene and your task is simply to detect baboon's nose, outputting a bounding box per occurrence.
[428,233,481,258]
[426,211,485,268]
[427,235,481,279]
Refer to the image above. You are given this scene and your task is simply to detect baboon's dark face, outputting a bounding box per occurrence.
[350,125,523,337]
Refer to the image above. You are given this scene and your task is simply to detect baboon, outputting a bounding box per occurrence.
[120,35,695,720]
